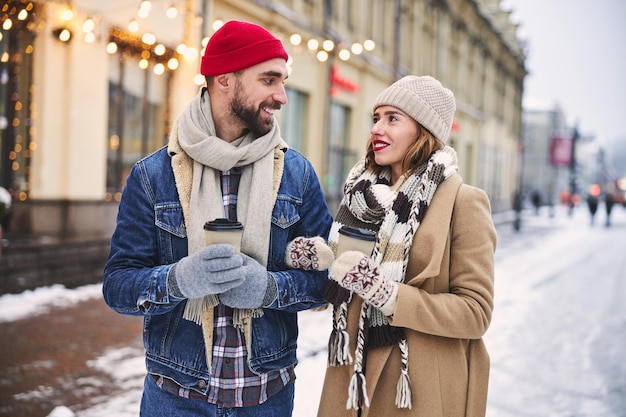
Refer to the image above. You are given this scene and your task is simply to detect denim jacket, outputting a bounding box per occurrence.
[103,145,333,394]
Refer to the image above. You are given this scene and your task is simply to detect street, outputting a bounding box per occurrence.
[1,204,625,417]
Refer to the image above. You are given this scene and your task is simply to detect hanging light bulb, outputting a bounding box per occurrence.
[351,42,363,55]
[106,42,118,54]
[154,63,165,75]
[82,18,95,33]
[60,7,74,21]
[142,32,156,45]
[128,20,139,33]
[363,39,375,51]
[194,74,205,86]
[289,34,302,46]
[53,28,72,42]
[167,57,179,70]
[154,44,166,56]
[166,4,178,19]
[338,49,350,61]
[212,20,224,31]
[322,39,335,52]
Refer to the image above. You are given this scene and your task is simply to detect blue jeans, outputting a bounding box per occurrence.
[140,374,295,417]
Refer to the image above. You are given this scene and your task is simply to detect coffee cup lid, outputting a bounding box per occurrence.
[338,225,376,241]
[203,218,244,231]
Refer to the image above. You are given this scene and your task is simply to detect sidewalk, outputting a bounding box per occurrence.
[0,206,580,417]
[0,295,144,417]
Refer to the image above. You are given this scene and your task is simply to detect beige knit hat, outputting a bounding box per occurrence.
[372,75,456,142]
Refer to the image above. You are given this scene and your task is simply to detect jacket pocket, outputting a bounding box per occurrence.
[155,203,187,264]
[155,203,186,237]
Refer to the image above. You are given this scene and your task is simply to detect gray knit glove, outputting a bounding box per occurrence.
[219,254,277,309]
[332,250,398,316]
[285,236,334,271]
[168,244,246,299]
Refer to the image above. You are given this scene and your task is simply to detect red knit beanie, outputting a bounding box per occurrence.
[200,20,288,76]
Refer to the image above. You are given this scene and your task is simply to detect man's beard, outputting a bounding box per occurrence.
[231,81,281,137]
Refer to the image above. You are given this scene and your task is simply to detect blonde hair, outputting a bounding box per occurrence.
[364,124,444,177]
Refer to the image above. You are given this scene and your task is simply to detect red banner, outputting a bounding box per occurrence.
[549,136,572,167]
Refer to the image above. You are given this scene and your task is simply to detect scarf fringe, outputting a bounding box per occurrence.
[395,371,412,409]
[183,294,219,324]
[346,371,370,410]
[232,307,264,330]
[395,338,412,409]
[328,301,353,366]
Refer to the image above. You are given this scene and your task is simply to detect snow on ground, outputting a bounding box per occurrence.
[2,205,624,417]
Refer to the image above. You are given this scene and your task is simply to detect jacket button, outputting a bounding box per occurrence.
[197,380,206,388]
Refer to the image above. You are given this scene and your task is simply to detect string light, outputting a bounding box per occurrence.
[322,39,335,52]
[166,4,177,19]
[82,18,95,33]
[289,34,302,46]
[60,5,74,21]
[338,49,350,61]
[316,50,328,62]
[128,20,139,32]
[350,42,363,55]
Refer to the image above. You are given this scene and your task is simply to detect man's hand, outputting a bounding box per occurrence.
[219,254,277,309]
[168,244,245,299]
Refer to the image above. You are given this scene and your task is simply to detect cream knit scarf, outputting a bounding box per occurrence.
[324,146,458,410]
[171,88,282,365]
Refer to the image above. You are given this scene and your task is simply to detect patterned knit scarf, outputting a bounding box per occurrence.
[324,146,458,410]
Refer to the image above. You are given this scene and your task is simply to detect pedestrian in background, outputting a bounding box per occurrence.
[586,184,600,226]
[604,192,615,227]
[317,75,497,416]
[103,20,333,417]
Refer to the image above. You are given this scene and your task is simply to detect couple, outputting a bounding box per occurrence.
[102,20,496,417]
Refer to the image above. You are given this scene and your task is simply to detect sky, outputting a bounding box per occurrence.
[501,0,626,147]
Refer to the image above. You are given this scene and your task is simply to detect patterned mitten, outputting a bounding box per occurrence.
[285,236,334,271]
[332,250,398,316]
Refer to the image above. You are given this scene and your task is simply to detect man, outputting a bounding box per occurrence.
[103,20,333,416]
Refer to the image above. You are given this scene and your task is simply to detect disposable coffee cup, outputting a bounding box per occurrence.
[337,226,376,256]
[203,218,244,253]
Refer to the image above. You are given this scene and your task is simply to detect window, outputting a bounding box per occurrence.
[0,2,37,201]
[281,87,308,153]
[326,102,355,211]
[105,30,172,199]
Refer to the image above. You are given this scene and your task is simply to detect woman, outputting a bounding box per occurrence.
[318,75,497,417]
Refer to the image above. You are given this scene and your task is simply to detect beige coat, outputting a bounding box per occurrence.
[317,174,497,417]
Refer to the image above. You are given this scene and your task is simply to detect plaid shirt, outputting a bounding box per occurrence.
[156,167,294,407]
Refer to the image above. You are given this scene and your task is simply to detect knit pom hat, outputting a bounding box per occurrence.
[200,20,288,76]
[372,75,456,142]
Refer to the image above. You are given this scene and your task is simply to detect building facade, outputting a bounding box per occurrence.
[1,0,525,239]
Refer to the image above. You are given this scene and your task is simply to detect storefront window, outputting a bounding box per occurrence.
[105,29,172,199]
[281,87,308,153]
[326,101,355,211]
[0,1,37,201]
